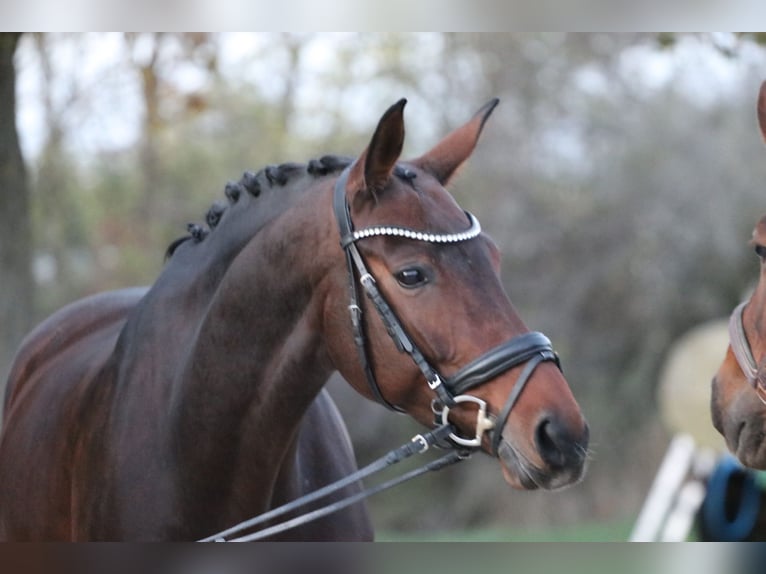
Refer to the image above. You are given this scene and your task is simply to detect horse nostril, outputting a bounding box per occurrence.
[534,416,588,469]
[535,418,565,468]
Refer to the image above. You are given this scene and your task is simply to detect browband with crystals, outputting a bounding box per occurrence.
[344,212,481,246]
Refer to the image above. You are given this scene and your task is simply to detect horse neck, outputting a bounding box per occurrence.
[167,178,340,494]
[111,173,319,410]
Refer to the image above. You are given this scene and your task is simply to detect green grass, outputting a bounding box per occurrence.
[375,518,635,542]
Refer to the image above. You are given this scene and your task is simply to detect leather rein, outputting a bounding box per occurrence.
[199,167,561,541]
[728,301,766,405]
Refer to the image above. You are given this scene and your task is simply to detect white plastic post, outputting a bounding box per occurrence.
[629,434,697,542]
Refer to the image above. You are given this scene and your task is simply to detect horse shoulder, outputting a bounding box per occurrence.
[271,389,373,541]
[3,287,147,413]
[0,287,148,540]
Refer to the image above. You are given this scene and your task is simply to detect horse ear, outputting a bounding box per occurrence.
[413,98,499,186]
[346,99,407,205]
[758,81,766,144]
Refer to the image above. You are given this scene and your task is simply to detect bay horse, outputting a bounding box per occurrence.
[713,81,766,469]
[0,98,589,541]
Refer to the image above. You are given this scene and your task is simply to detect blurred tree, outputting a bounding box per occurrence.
[123,33,219,237]
[0,33,32,389]
[30,34,91,312]
[278,33,310,133]
[124,32,166,228]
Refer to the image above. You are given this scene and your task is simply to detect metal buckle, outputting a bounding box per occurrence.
[348,304,362,321]
[427,374,443,390]
[411,434,429,453]
[441,395,495,448]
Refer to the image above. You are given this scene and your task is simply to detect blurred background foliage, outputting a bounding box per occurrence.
[2,32,766,539]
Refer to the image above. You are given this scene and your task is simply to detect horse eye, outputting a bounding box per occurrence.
[395,268,428,288]
[755,245,766,259]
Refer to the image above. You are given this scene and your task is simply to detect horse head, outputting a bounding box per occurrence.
[712,81,766,469]
[325,99,590,490]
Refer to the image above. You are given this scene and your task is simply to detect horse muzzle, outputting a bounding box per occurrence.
[712,375,766,470]
[437,333,589,489]
[496,415,590,491]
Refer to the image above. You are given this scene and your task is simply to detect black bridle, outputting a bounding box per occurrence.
[198,167,564,542]
[333,166,561,455]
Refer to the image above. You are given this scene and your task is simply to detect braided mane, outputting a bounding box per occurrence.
[164,155,353,259]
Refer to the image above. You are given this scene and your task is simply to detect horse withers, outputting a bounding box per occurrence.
[0,98,589,540]
[713,81,766,469]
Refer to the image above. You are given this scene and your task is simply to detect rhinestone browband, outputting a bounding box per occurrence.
[352,211,482,244]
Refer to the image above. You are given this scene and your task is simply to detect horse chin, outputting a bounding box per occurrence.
[730,419,766,470]
[735,445,766,470]
[496,441,543,490]
[499,461,538,490]
[716,390,766,470]
[496,439,585,491]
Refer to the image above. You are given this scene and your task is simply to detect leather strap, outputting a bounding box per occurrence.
[729,301,758,386]
[490,353,549,456]
[334,169,404,411]
[447,332,559,396]
[727,300,766,405]
[199,424,461,542]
